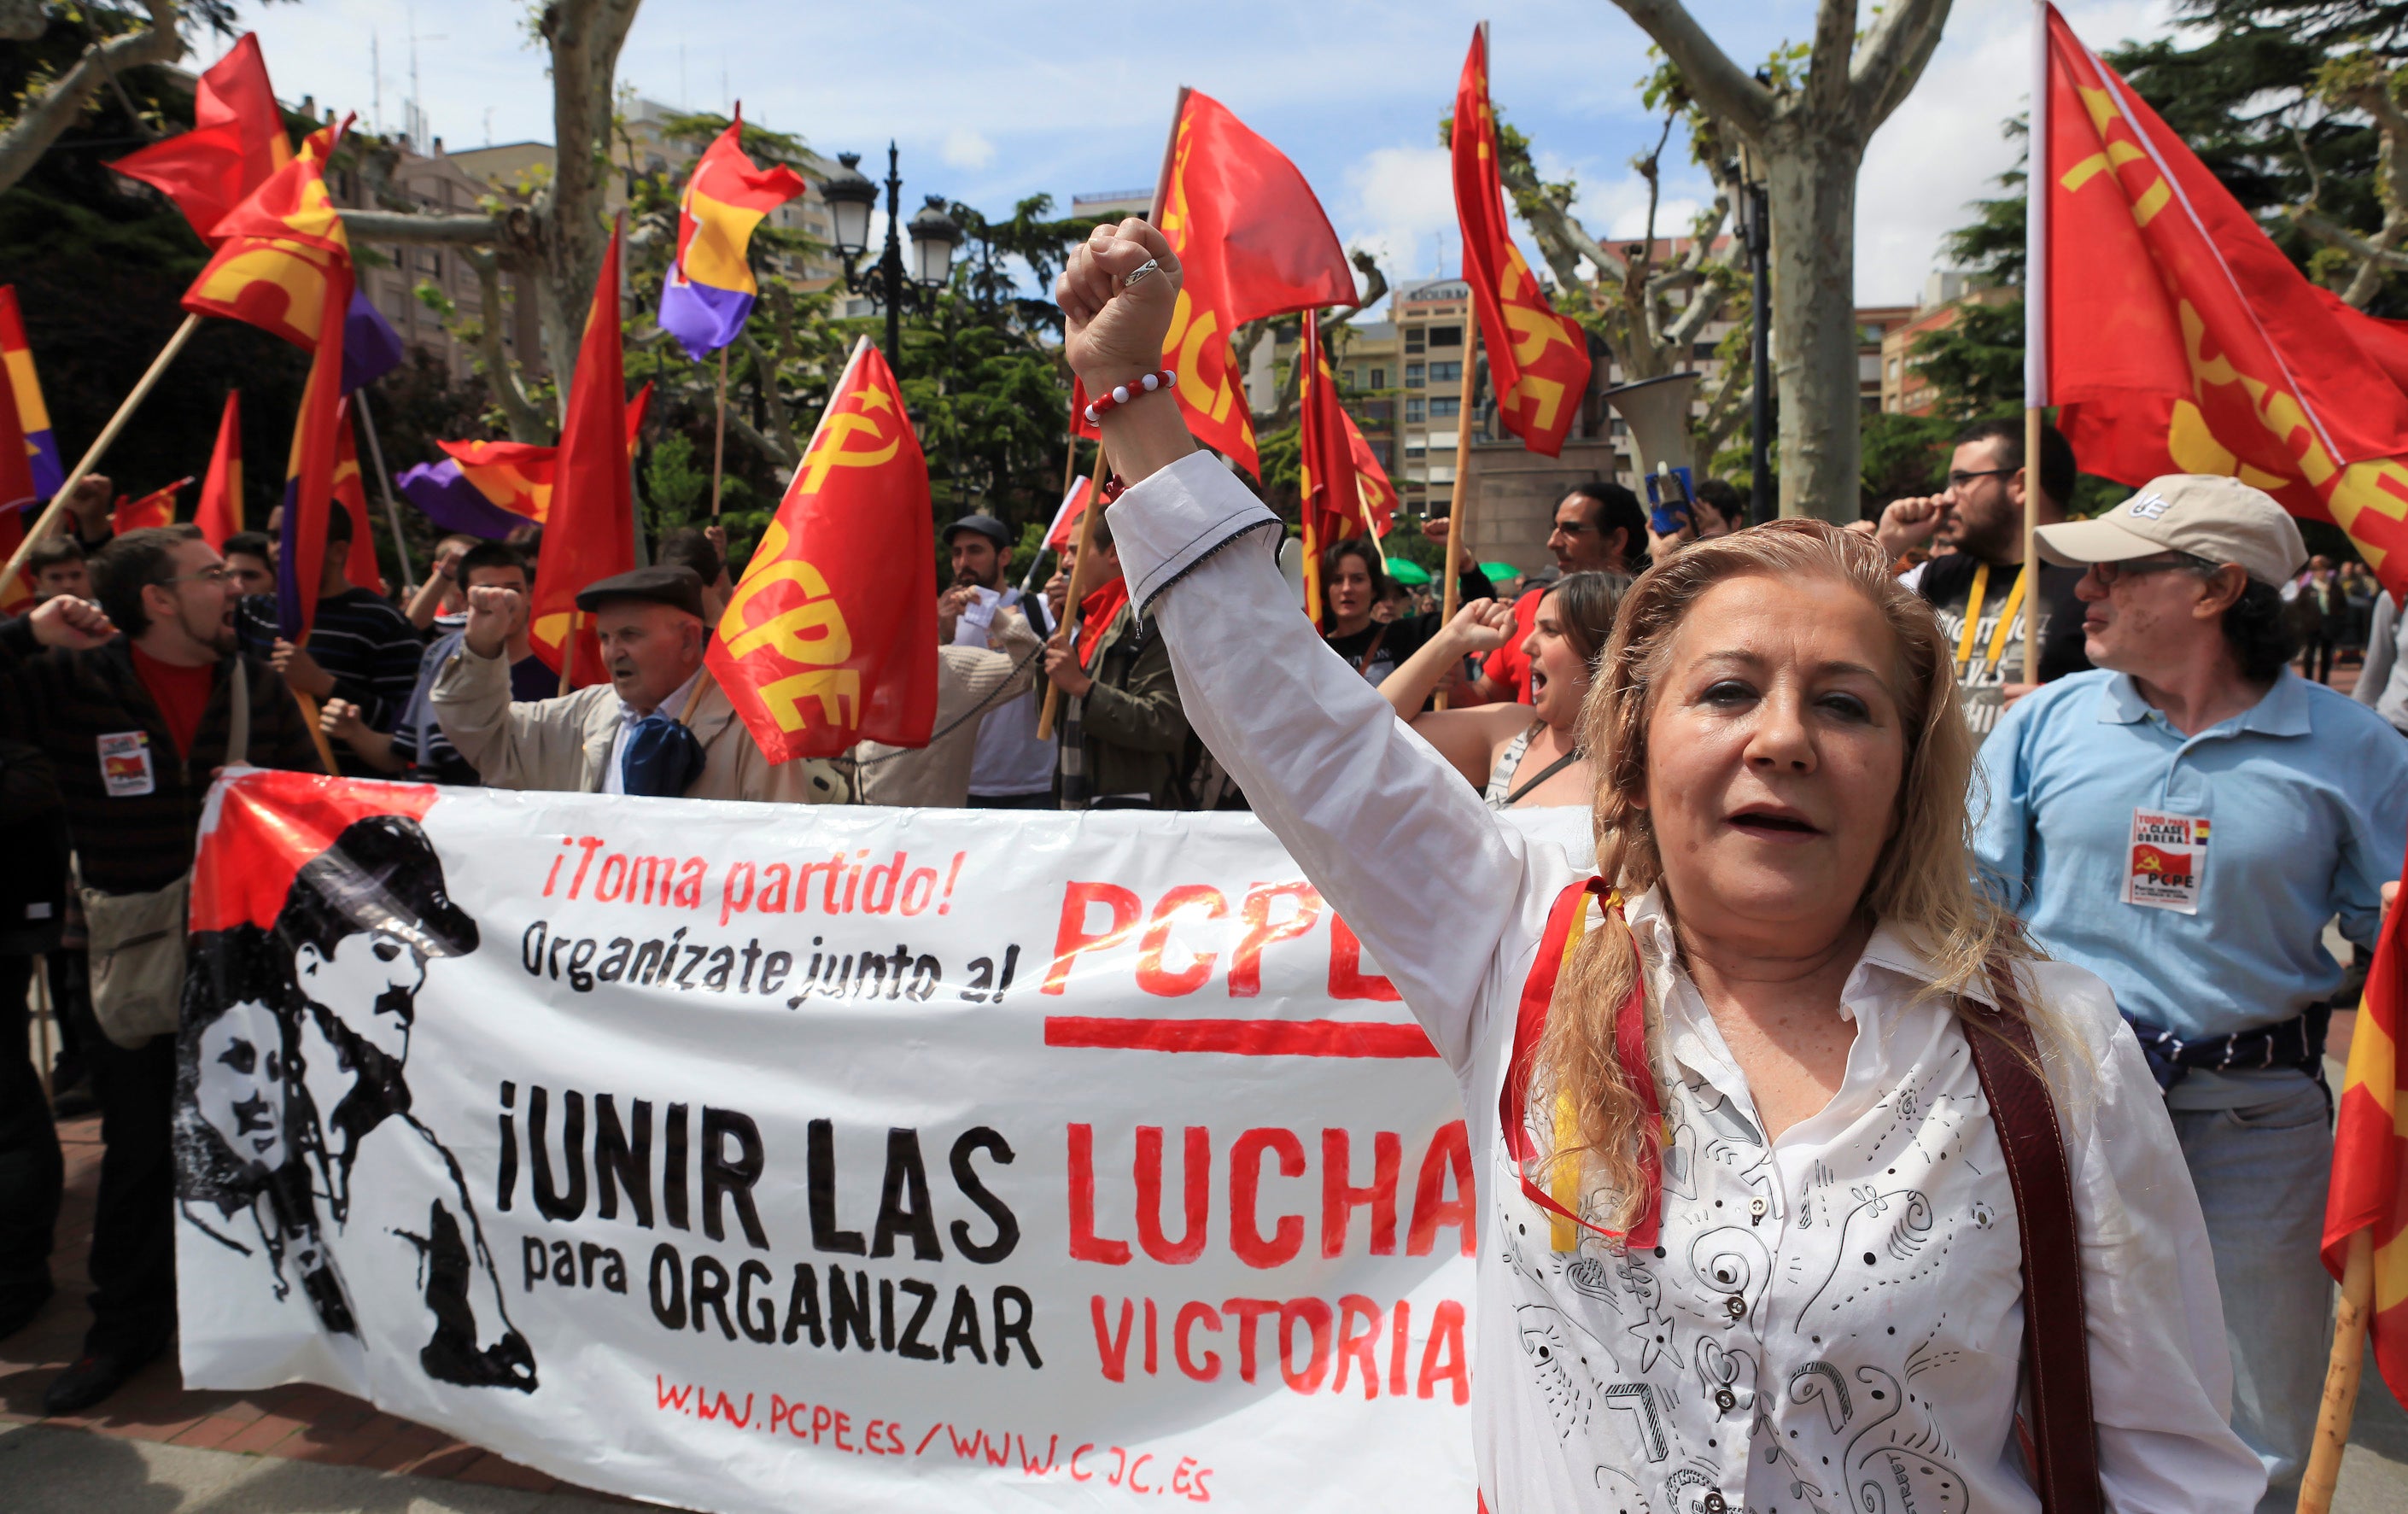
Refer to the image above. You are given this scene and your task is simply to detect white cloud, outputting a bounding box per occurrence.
[1337,145,1458,293]
[1855,0,2180,303]
[941,126,996,172]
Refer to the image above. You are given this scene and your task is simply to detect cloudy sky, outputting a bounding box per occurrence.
[215,0,2178,308]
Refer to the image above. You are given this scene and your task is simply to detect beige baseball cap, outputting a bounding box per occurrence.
[2033,474,2307,587]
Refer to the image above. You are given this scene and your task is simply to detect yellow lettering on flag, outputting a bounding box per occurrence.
[721,547,855,667]
[1512,374,1569,433]
[1166,289,1236,424]
[760,669,862,731]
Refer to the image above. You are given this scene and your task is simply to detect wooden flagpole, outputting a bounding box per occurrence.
[1434,319,1482,710]
[350,389,418,593]
[2298,1230,2374,1514]
[710,346,729,522]
[1036,434,1105,742]
[2,311,201,587]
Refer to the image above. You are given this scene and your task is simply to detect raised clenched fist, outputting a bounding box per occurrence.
[464,584,523,660]
[1055,218,1183,397]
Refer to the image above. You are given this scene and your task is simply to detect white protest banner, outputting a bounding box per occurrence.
[175,770,1582,1512]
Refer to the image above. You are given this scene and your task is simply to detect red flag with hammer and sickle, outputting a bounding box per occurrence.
[1452,24,1592,458]
[706,338,936,761]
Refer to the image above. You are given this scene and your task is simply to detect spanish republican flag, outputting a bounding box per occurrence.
[709,336,935,760]
[658,107,806,361]
[195,391,243,547]
[108,33,291,246]
[184,124,353,640]
[2037,4,2408,593]
[529,223,636,685]
[1452,24,1591,459]
[0,286,64,500]
[1152,90,1358,477]
[2324,851,2408,1406]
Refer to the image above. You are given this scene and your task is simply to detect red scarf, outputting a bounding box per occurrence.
[1074,577,1130,667]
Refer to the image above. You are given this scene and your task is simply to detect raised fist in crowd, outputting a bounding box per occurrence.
[319,697,369,743]
[63,473,112,535]
[26,592,114,649]
[1873,493,1950,561]
[1055,219,1183,395]
[465,584,523,660]
[1443,595,1520,655]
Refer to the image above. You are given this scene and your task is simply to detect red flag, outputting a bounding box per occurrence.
[2039,5,2408,593]
[1045,476,1093,551]
[108,33,292,246]
[2323,825,2408,1406]
[195,391,243,547]
[528,223,635,684]
[707,338,936,759]
[182,122,351,353]
[1298,318,1357,621]
[113,478,192,535]
[1153,90,1357,476]
[1452,25,1593,458]
[334,399,383,594]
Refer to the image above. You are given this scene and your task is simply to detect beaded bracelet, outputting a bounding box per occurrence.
[1082,369,1178,426]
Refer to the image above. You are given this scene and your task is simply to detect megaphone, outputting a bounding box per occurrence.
[1602,372,1699,493]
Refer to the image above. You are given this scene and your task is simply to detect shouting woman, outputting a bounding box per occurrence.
[1059,218,2259,1513]
[1381,571,1628,808]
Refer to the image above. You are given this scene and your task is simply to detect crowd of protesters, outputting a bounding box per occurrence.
[0,349,2401,1514]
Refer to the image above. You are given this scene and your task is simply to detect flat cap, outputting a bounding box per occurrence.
[943,512,1013,550]
[574,564,705,618]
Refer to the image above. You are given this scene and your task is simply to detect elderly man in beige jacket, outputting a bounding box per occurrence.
[852,583,1042,806]
[432,565,840,803]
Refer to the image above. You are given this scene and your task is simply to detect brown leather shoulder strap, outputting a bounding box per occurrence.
[1964,962,2101,1514]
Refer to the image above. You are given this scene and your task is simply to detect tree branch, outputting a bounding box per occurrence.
[461,249,550,441]
[2294,207,2408,272]
[339,209,513,246]
[1606,0,1774,142]
[1850,0,1955,137]
[1807,0,1857,114]
[735,330,800,469]
[0,0,183,197]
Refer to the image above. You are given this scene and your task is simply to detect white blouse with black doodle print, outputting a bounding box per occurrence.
[1105,450,2266,1514]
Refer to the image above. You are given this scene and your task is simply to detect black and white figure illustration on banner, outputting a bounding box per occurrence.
[178,814,535,1394]
[174,927,354,1336]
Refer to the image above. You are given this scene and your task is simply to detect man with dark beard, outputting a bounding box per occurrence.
[0,525,321,1413]
[1873,418,2094,739]
[276,815,535,1392]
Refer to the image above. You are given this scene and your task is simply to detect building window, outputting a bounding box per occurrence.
[1406,398,1425,423]
[1371,367,1387,389]
[1368,440,1392,466]
[1428,396,1460,418]
[1406,363,1425,389]
[1429,324,1462,348]
[1406,444,1427,460]
[1428,360,1462,384]
[1405,329,1426,354]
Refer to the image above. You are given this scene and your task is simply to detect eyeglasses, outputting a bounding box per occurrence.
[2089,554,2212,589]
[161,566,237,587]
[1946,467,2015,488]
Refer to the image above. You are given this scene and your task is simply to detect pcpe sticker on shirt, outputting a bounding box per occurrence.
[2123,809,2206,913]
[97,730,156,798]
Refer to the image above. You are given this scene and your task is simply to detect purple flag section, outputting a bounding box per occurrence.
[342,289,406,394]
[658,272,754,363]
[397,459,535,540]
[274,476,307,640]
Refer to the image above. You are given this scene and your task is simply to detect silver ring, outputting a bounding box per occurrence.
[1121,258,1160,289]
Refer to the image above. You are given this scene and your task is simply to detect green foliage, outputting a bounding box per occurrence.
[1908,297,2024,419]
[1860,412,1955,517]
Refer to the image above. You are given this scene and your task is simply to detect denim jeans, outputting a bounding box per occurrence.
[2167,1071,2333,1514]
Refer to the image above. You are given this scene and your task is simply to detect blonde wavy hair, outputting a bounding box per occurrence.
[1537,520,2049,1235]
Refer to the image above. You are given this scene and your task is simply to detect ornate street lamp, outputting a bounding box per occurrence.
[826,143,960,369]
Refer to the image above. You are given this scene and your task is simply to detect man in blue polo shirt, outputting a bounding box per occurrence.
[1975,474,2408,1514]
